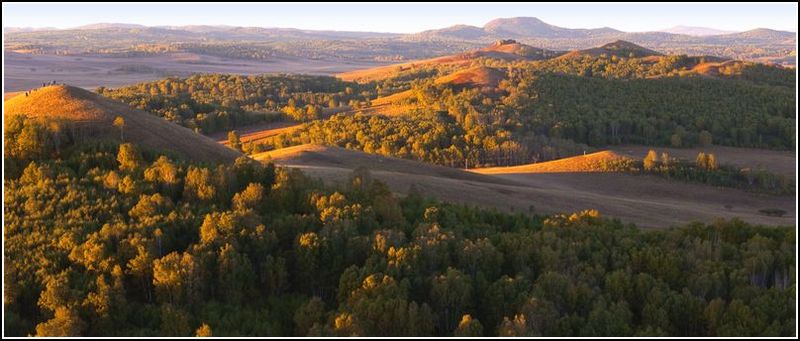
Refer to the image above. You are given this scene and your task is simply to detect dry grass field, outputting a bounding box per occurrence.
[474,151,628,174]
[251,144,795,228]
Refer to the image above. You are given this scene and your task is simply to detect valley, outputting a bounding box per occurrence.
[252,144,795,228]
[3,50,392,92]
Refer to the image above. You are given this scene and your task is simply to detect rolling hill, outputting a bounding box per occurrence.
[471,151,629,174]
[434,65,507,89]
[559,40,662,59]
[337,39,554,82]
[250,144,794,228]
[4,85,241,163]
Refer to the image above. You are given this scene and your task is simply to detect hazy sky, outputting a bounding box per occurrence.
[3,2,798,33]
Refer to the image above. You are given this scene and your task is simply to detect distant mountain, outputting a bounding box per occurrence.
[713,28,796,41]
[73,23,148,30]
[4,26,59,33]
[5,18,795,66]
[659,26,737,36]
[484,17,621,38]
[419,16,622,40]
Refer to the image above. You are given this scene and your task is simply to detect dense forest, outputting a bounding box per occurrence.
[97,74,374,134]
[3,115,795,337]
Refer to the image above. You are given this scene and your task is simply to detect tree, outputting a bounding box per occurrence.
[228,130,243,152]
[152,252,201,306]
[706,153,718,171]
[454,314,483,337]
[643,149,658,171]
[113,116,126,142]
[195,323,213,337]
[670,133,682,147]
[35,307,86,337]
[696,152,707,169]
[183,166,217,203]
[144,156,180,196]
[294,296,326,336]
[430,268,472,333]
[698,130,713,146]
[117,143,142,172]
[232,183,265,212]
[160,304,192,336]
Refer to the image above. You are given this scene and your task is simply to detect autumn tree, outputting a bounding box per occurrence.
[195,323,213,337]
[113,116,126,142]
[228,130,243,152]
[117,143,143,172]
[453,314,484,337]
[643,149,658,171]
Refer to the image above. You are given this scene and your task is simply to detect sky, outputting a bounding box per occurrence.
[3,2,798,33]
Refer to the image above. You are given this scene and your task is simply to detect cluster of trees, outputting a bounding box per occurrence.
[524,53,795,87]
[97,74,372,134]
[3,115,796,337]
[638,150,793,195]
[259,111,561,168]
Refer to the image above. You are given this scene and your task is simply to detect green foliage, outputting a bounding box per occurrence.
[98,74,371,134]
[3,128,795,336]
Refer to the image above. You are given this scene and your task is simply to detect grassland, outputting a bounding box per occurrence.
[250,144,795,228]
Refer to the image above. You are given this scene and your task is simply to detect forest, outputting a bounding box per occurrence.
[3,114,795,337]
[100,50,795,169]
[97,74,374,134]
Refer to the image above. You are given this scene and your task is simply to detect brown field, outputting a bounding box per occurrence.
[4,85,241,163]
[251,144,795,228]
[3,51,393,92]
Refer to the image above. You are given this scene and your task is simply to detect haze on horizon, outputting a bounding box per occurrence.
[2,2,798,33]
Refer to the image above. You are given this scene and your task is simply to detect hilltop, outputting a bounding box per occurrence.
[337,40,556,82]
[471,151,630,174]
[434,66,507,89]
[4,85,241,163]
[559,40,662,59]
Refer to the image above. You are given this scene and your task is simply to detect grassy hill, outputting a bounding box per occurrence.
[471,151,630,174]
[4,85,241,163]
[558,40,663,59]
[337,40,554,82]
[434,65,507,89]
[250,144,794,227]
